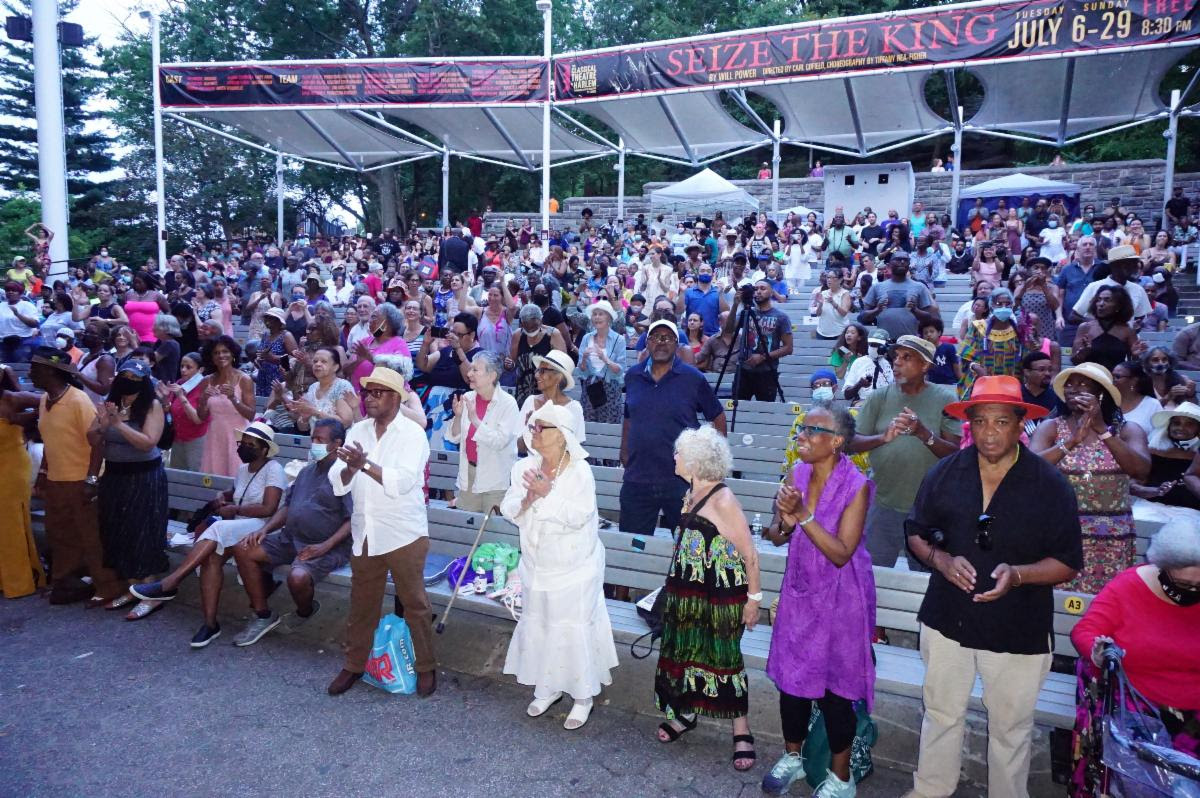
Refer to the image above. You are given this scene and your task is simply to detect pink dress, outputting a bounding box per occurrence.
[125,299,161,342]
[351,335,413,411]
[200,380,248,478]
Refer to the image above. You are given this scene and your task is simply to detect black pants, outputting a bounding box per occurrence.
[779,690,857,754]
[736,368,779,401]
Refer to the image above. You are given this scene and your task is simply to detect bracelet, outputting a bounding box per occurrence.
[796,512,815,528]
[1057,442,1072,456]
[1098,430,1114,442]
[746,591,763,602]
[1013,567,1023,587]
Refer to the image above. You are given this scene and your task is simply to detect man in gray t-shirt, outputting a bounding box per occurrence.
[859,254,937,341]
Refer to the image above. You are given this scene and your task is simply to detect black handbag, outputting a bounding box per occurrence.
[585,377,608,408]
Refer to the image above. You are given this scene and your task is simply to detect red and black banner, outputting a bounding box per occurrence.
[554,0,1200,101]
[160,60,547,108]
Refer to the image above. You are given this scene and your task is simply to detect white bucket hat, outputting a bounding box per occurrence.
[526,401,588,463]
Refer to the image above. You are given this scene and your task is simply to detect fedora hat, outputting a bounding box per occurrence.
[945,375,1050,421]
[360,365,409,400]
[531,349,576,391]
[1151,401,1200,431]
[30,345,79,376]
[1052,362,1122,407]
[239,421,279,458]
[1104,244,1141,267]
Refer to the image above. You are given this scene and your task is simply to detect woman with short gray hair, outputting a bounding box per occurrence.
[447,350,520,513]
[511,301,568,408]
[1067,517,1200,795]
[152,313,182,382]
[654,425,763,771]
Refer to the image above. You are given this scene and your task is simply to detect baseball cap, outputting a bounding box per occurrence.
[894,334,936,364]
[647,319,679,340]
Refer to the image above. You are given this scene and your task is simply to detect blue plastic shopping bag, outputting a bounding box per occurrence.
[362,613,418,695]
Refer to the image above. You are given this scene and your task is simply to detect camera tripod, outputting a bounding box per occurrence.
[712,293,785,432]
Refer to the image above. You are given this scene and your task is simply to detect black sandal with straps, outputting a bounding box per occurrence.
[732,733,757,771]
[656,713,697,743]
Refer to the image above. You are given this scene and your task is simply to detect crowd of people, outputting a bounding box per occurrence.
[2,184,1199,798]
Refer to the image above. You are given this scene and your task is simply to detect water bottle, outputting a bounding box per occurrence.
[751,513,763,546]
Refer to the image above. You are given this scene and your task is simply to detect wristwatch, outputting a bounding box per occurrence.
[747,591,763,602]
[85,475,98,486]
[924,431,936,446]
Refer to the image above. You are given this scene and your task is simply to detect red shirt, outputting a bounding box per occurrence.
[467,215,483,238]
[465,394,490,465]
[364,273,383,302]
[1070,567,1200,710]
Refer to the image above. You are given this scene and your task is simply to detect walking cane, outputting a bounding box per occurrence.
[435,505,499,634]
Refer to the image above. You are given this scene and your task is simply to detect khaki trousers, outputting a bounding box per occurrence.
[44,479,122,600]
[456,463,505,515]
[344,536,436,674]
[909,624,1052,798]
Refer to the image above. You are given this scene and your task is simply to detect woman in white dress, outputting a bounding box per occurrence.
[501,402,618,730]
[784,231,810,292]
[517,349,585,447]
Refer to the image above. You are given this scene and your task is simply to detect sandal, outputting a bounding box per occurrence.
[732,734,757,771]
[104,593,137,611]
[656,713,697,743]
[125,600,166,621]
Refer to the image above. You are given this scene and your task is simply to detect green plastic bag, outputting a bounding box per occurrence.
[471,542,520,573]
[802,700,878,788]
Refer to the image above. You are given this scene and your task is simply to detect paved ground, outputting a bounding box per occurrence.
[0,596,923,798]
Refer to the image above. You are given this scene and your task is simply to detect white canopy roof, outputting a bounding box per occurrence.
[961,173,1081,199]
[650,169,760,211]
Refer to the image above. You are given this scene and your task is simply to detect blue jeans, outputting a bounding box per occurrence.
[619,479,688,535]
[1,335,39,363]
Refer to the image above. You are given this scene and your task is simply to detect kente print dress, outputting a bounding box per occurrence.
[1052,418,1136,594]
[654,483,749,720]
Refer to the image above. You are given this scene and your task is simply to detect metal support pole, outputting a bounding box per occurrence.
[538,0,553,235]
[771,119,781,214]
[147,11,166,272]
[950,105,964,226]
[276,152,284,247]
[616,137,626,221]
[441,149,450,229]
[1163,89,1180,235]
[32,0,71,281]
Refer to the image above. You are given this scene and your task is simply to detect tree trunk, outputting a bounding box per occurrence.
[370,166,404,232]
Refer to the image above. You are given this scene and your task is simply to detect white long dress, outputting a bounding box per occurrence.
[500,455,618,700]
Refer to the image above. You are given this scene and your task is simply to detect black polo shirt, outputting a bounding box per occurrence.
[908,444,1083,655]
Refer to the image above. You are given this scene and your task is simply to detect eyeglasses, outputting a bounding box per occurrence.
[362,388,396,399]
[977,513,995,551]
[529,423,558,433]
[794,423,838,437]
[535,367,558,376]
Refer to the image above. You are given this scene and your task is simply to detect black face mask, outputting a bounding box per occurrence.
[236,443,260,464]
[110,377,142,397]
[1158,569,1200,606]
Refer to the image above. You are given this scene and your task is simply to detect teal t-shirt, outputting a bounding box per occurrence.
[856,381,959,511]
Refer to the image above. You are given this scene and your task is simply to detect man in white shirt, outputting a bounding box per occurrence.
[1070,245,1151,322]
[842,328,895,404]
[327,366,436,698]
[345,295,376,353]
[668,223,693,258]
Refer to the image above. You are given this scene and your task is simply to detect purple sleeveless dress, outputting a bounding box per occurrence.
[766,454,877,708]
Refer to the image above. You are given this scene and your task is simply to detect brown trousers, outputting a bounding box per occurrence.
[344,536,436,674]
[44,479,122,600]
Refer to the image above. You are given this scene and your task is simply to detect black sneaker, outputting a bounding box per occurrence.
[190,623,221,648]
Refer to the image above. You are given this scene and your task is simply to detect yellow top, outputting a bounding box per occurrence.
[37,387,96,481]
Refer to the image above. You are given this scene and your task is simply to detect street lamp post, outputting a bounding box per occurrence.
[141,10,167,272]
[536,0,552,236]
[31,0,70,281]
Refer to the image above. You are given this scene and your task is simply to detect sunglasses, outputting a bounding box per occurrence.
[529,423,558,433]
[535,367,559,376]
[977,513,995,551]
[362,388,396,398]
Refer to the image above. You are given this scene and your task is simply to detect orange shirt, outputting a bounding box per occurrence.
[38,386,96,481]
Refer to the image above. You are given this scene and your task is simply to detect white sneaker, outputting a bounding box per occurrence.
[813,771,856,798]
